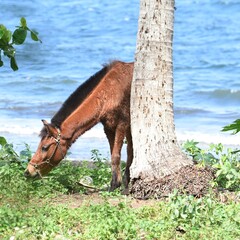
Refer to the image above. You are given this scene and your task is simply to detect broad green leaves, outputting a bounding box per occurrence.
[12,28,27,45]
[0,17,41,71]
[0,24,12,43]
[0,136,7,146]
[183,141,240,191]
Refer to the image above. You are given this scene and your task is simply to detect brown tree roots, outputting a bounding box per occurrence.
[129,165,216,199]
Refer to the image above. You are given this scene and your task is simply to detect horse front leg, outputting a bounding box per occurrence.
[109,125,125,192]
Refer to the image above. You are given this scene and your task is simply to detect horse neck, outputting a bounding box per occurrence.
[60,94,103,145]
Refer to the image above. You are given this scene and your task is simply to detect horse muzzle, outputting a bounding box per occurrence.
[24,169,41,179]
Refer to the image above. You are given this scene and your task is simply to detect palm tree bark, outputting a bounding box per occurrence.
[130,0,192,181]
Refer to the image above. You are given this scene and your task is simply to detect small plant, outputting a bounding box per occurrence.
[211,146,240,191]
[90,149,111,187]
[168,190,240,238]
[0,136,31,168]
[183,141,240,191]
[182,140,217,165]
[168,190,215,228]
[0,17,41,70]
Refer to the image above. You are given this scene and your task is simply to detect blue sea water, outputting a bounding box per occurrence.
[0,0,240,159]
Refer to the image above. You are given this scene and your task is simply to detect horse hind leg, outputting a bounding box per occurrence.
[104,126,115,154]
[105,125,125,192]
[122,128,133,194]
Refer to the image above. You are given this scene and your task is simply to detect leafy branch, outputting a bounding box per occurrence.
[0,17,41,71]
[222,119,240,135]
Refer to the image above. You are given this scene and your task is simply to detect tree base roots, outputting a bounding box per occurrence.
[129,165,216,199]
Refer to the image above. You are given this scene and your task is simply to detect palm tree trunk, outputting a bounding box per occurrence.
[130,0,192,181]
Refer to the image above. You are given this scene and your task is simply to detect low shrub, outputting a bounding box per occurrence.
[0,136,239,239]
[183,140,240,191]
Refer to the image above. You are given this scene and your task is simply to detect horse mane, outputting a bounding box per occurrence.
[50,62,116,128]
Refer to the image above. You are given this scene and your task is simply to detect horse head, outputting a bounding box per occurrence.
[24,120,68,179]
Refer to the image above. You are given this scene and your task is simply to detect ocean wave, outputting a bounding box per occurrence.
[191,0,240,6]
[175,107,211,115]
[0,121,40,135]
[0,100,63,118]
[176,129,240,147]
[195,89,240,101]
[199,60,239,69]
[0,116,238,144]
[1,126,239,160]
[0,118,106,138]
[216,0,240,5]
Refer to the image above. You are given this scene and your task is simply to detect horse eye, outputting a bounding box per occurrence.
[42,145,49,152]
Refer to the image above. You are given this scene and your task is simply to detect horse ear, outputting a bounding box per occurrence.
[42,119,48,126]
[41,119,56,135]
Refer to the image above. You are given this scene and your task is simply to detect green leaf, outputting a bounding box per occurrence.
[0,136,7,146]
[0,28,12,44]
[180,213,188,219]
[20,17,27,28]
[3,45,15,58]
[0,24,7,40]
[174,209,179,217]
[0,52,3,67]
[230,168,238,176]
[222,119,240,134]
[5,30,12,43]
[188,204,194,214]
[30,30,39,41]
[0,29,4,39]
[231,149,240,154]
[26,27,41,43]
[12,28,27,45]
[10,57,18,71]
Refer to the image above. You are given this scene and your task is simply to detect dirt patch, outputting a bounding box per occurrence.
[50,163,240,207]
[129,165,216,199]
[51,192,158,209]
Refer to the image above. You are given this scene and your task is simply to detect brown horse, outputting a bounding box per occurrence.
[24,61,134,191]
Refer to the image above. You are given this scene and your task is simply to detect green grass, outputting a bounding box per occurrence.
[0,137,239,239]
[1,193,239,239]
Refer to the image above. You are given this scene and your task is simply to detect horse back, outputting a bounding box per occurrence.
[99,61,134,129]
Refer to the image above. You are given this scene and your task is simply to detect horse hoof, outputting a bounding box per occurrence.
[108,186,117,192]
[121,188,129,195]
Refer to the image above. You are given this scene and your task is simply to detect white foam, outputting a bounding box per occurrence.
[1,117,239,160]
[0,118,40,135]
[176,129,239,147]
[0,117,239,144]
[0,118,106,138]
